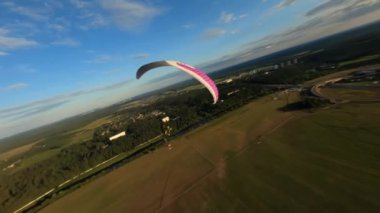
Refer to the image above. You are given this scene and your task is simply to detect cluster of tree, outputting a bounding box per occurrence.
[247,65,337,85]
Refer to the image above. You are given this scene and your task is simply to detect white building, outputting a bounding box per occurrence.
[162,116,170,123]
[109,131,126,141]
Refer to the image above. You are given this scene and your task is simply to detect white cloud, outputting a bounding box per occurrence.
[306,0,379,17]
[182,24,195,29]
[239,14,248,19]
[202,28,226,39]
[0,78,136,138]
[274,0,297,11]
[51,38,81,47]
[47,17,71,32]
[0,51,8,56]
[265,45,272,49]
[52,0,164,31]
[305,0,346,17]
[6,83,28,90]
[220,12,237,23]
[83,54,119,63]
[131,53,150,59]
[78,10,108,30]
[0,79,133,120]
[0,28,9,35]
[0,83,28,93]
[219,11,248,24]
[70,0,91,9]
[13,64,38,73]
[230,29,239,35]
[0,29,38,50]
[2,1,48,21]
[103,68,123,75]
[6,0,160,33]
[265,0,297,16]
[48,23,66,32]
[205,1,380,72]
[84,52,149,63]
[99,0,163,31]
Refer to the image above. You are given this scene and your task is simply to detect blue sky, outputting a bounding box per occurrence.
[1,0,380,138]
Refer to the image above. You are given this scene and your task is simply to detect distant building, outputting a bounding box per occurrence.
[224,79,233,83]
[162,116,170,123]
[109,131,126,141]
[161,116,172,136]
[136,113,144,120]
[253,65,274,73]
[249,69,258,75]
[2,159,22,171]
[238,73,249,78]
[227,89,240,96]
[151,110,165,117]
[318,63,336,70]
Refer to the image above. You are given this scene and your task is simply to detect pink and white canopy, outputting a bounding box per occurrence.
[136,60,219,104]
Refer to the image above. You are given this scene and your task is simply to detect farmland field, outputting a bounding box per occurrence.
[320,87,380,101]
[164,102,380,213]
[0,140,42,162]
[41,92,380,213]
[39,92,299,212]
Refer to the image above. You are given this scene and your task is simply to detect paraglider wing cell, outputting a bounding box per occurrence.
[136,60,219,104]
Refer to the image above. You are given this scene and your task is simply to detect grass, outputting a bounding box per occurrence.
[40,135,214,213]
[165,103,380,213]
[0,139,42,162]
[5,61,380,213]
[338,54,380,67]
[178,84,204,93]
[339,81,380,86]
[39,91,302,213]
[304,70,354,86]
[320,88,380,101]
[41,95,380,213]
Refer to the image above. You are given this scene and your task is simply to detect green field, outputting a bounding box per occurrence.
[320,88,380,101]
[338,54,380,67]
[38,92,298,212]
[40,93,380,213]
[0,116,112,174]
[166,102,380,213]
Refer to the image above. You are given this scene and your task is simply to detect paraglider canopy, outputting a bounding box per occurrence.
[136,60,219,104]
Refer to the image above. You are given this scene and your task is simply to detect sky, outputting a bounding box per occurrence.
[1,0,380,138]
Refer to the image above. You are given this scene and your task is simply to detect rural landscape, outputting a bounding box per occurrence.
[1,1,380,213]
